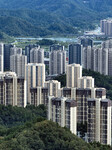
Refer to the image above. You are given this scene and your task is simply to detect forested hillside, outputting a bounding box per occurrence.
[0,0,108,37]
[0,0,111,11]
[0,105,111,150]
[0,104,47,128]
[0,0,111,37]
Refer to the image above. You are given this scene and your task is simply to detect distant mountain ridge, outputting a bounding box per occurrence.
[0,0,111,37]
[82,0,112,11]
[0,0,111,12]
[0,0,86,10]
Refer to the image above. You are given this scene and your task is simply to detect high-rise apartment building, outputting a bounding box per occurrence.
[81,38,93,47]
[69,44,83,65]
[52,86,109,145]
[60,87,106,124]
[48,96,77,134]
[78,76,94,88]
[30,47,44,63]
[4,44,14,71]
[0,43,4,72]
[50,44,64,51]
[66,64,82,88]
[83,46,103,73]
[60,87,76,100]
[0,72,27,107]
[101,19,106,33]
[102,40,112,76]
[30,87,48,106]
[82,46,92,69]
[10,54,27,77]
[76,88,92,124]
[76,88,106,124]
[25,63,45,104]
[47,62,112,145]
[102,39,112,48]
[100,19,112,36]
[44,80,61,97]
[25,44,39,63]
[108,48,112,76]
[10,46,22,56]
[87,98,112,145]
[92,48,102,74]
[82,40,112,76]
[49,50,66,75]
[102,48,108,75]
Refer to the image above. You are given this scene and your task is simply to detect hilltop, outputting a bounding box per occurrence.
[0,119,111,150]
[0,104,111,149]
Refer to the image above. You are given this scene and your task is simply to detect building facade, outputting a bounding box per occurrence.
[49,50,66,75]
[100,19,112,36]
[60,87,106,124]
[25,63,45,104]
[69,44,83,65]
[66,64,82,88]
[78,76,94,89]
[25,44,39,63]
[4,44,14,71]
[30,47,44,64]
[87,98,112,145]
[50,44,64,51]
[30,87,48,106]
[48,96,77,134]
[82,46,92,70]
[81,38,93,47]
[10,46,22,56]
[44,80,61,97]
[10,54,27,77]
[0,72,26,107]
[82,40,112,76]
[0,43,4,72]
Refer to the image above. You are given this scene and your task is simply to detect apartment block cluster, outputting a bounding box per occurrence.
[0,43,66,107]
[69,38,112,76]
[0,41,111,145]
[48,64,112,145]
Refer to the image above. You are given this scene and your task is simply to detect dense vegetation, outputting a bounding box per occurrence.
[0,0,112,37]
[55,69,112,100]
[0,104,47,128]
[0,104,111,149]
[0,119,111,149]
[0,31,14,42]
[37,39,58,46]
[55,73,66,87]
[0,16,50,37]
